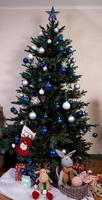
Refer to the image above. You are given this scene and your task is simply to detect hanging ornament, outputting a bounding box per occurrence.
[23,57,29,64]
[55,102,61,110]
[20,96,30,105]
[47,6,59,21]
[92,132,97,138]
[66,47,73,55]
[29,111,37,120]
[22,79,28,86]
[57,116,63,125]
[44,82,53,91]
[57,34,63,42]
[19,93,23,97]
[84,110,88,115]
[43,66,47,71]
[68,115,75,122]
[62,149,66,154]
[74,84,80,90]
[82,127,88,134]
[37,62,45,68]
[39,88,45,95]
[16,125,36,157]
[10,107,18,114]
[59,66,67,74]
[32,44,37,50]
[28,54,33,59]
[12,143,16,148]
[54,27,59,33]
[27,159,33,165]
[38,47,45,54]
[31,96,40,105]
[71,58,76,63]
[49,149,57,158]
[77,110,83,117]
[40,127,48,135]
[43,113,48,119]
[58,46,64,53]
[14,135,20,143]
[20,120,25,125]
[47,39,52,44]
[62,101,71,110]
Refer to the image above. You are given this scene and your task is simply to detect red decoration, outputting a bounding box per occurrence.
[16,137,33,156]
[73,162,86,173]
[32,191,40,199]
[15,163,26,181]
[46,191,53,200]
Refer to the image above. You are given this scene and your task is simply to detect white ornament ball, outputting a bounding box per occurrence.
[68,115,75,122]
[12,143,16,148]
[22,79,28,86]
[43,66,47,71]
[28,53,33,59]
[74,84,80,90]
[39,88,45,95]
[32,44,37,50]
[62,101,71,110]
[19,93,23,97]
[84,110,88,115]
[20,120,24,125]
[29,111,37,120]
[62,149,66,154]
[72,176,83,187]
[47,39,52,44]
[54,28,58,33]
[39,31,43,36]
[38,47,45,54]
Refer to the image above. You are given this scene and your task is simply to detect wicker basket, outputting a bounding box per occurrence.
[59,184,89,200]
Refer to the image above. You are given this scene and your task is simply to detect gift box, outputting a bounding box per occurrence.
[15,163,26,181]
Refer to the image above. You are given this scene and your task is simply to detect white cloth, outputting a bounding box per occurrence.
[0,168,94,200]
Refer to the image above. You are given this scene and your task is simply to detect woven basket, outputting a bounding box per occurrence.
[59,184,89,200]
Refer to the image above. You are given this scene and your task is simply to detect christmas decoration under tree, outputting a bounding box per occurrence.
[1,7,96,174]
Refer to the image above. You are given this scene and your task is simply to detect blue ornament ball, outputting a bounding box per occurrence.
[20,168,26,174]
[10,107,18,114]
[92,132,97,138]
[59,66,67,74]
[77,110,83,117]
[82,127,88,134]
[49,149,57,158]
[20,96,29,105]
[44,82,53,91]
[23,57,29,64]
[66,47,73,55]
[27,159,33,165]
[37,62,45,68]
[57,117,63,125]
[40,127,48,135]
[58,46,64,53]
[57,34,63,42]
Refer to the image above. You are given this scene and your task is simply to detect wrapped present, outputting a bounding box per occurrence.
[15,163,26,181]
[21,175,32,187]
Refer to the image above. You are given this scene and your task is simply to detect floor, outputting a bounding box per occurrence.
[0,157,102,200]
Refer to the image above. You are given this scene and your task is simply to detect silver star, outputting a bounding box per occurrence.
[47,7,60,21]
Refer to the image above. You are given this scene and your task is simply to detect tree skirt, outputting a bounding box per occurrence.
[0,168,94,200]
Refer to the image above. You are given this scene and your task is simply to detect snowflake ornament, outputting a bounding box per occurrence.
[31,96,40,105]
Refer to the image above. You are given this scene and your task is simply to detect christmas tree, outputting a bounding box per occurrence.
[1,7,96,171]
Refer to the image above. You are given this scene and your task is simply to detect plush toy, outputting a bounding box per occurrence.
[16,125,36,156]
[32,166,53,200]
[56,149,77,188]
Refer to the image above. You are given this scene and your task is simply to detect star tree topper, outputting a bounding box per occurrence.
[47,6,60,21]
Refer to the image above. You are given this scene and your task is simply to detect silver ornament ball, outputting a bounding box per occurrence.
[22,79,28,86]
[20,120,24,125]
[62,101,71,110]
[68,115,75,122]
[54,28,58,33]
[38,47,45,54]
[39,88,45,95]
[29,111,37,120]
[47,39,52,44]
[74,84,80,90]
[62,149,66,154]
[28,53,33,59]
[12,143,16,148]
[43,66,47,71]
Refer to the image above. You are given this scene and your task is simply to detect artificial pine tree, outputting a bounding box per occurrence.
[1,7,96,173]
